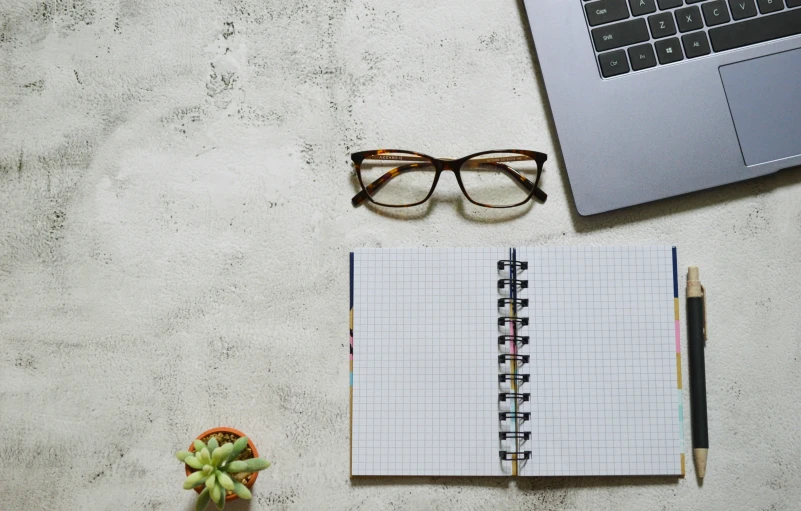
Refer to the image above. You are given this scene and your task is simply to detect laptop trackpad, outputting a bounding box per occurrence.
[719,48,801,167]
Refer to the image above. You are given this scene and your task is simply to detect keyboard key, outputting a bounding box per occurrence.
[599,50,631,76]
[728,0,758,18]
[702,0,731,25]
[592,18,650,51]
[676,5,704,30]
[757,0,784,12]
[787,0,801,6]
[658,0,683,8]
[649,12,678,37]
[682,31,712,56]
[709,7,801,51]
[627,43,658,69]
[629,0,658,15]
[686,0,704,3]
[586,0,630,26]
[655,37,684,63]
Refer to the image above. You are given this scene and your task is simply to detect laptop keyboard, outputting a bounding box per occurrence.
[583,0,801,77]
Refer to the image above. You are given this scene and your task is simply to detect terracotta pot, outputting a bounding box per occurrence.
[185,426,260,502]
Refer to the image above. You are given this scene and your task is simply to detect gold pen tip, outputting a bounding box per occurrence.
[693,448,708,478]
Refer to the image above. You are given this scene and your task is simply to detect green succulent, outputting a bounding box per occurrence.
[176,436,270,511]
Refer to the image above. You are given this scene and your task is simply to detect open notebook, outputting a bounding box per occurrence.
[349,247,684,477]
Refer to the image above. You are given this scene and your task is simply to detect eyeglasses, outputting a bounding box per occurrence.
[351,149,548,208]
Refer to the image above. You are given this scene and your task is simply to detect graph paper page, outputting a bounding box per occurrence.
[351,248,507,476]
[518,246,682,476]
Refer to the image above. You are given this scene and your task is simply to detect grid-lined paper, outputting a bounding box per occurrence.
[351,248,506,476]
[350,246,682,477]
[519,246,680,476]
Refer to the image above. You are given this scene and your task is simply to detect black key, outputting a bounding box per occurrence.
[686,0,704,3]
[627,43,658,69]
[675,5,704,30]
[682,31,712,56]
[655,37,684,63]
[658,0,683,8]
[649,12,678,37]
[787,0,801,7]
[592,18,650,51]
[598,50,631,76]
[757,0,784,12]
[585,0,630,26]
[728,0,758,18]
[702,0,731,25]
[629,0,658,15]
[709,7,801,51]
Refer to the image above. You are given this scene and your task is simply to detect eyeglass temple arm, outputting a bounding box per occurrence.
[351,162,546,207]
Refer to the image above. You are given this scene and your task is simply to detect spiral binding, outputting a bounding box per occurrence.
[499,392,530,402]
[499,431,531,440]
[498,317,529,327]
[497,260,528,271]
[499,354,530,364]
[499,412,530,421]
[498,373,530,383]
[499,450,532,461]
[498,335,529,346]
[498,298,528,308]
[498,278,528,290]
[497,249,531,473]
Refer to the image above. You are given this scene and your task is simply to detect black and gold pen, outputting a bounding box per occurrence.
[687,267,708,479]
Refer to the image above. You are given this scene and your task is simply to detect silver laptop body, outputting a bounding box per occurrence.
[523,0,801,215]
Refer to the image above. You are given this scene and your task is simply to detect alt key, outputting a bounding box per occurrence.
[682,31,711,58]
[598,50,630,77]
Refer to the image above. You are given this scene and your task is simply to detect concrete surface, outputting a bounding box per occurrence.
[1,0,800,509]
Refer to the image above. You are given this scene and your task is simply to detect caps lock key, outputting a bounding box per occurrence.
[585,0,630,26]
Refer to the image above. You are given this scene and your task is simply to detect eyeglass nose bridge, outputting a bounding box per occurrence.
[436,158,461,172]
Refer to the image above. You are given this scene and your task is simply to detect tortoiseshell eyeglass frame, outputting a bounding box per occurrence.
[351,149,548,208]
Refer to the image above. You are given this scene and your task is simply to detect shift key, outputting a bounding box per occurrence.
[592,19,650,52]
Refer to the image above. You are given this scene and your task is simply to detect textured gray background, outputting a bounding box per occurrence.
[1,0,800,510]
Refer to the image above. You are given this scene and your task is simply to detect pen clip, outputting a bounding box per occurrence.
[701,284,707,341]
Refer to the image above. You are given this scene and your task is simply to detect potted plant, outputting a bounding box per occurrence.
[176,427,270,510]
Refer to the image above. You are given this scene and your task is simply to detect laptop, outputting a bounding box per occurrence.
[523,0,801,215]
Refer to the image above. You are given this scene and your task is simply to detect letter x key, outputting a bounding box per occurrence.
[675,6,704,32]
